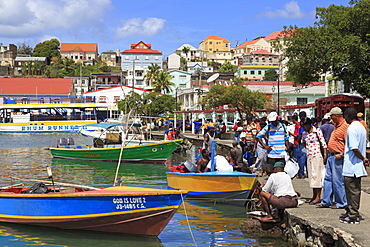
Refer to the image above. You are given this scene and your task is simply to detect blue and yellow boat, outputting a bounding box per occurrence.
[166,171,257,205]
[0,185,186,236]
[166,140,258,205]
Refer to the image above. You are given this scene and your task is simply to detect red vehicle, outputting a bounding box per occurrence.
[315,93,364,117]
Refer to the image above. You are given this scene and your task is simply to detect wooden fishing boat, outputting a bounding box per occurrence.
[79,122,159,146]
[49,139,183,162]
[166,171,258,205]
[0,185,186,236]
[166,140,258,205]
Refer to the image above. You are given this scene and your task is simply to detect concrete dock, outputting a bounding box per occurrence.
[174,131,370,246]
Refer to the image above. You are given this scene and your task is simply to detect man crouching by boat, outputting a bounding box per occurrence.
[258,162,298,222]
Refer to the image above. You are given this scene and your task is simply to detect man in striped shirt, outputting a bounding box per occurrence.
[256,112,289,175]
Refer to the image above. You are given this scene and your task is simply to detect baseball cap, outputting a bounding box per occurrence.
[328,107,343,115]
[323,113,331,120]
[268,112,278,121]
[357,112,364,117]
[274,162,285,168]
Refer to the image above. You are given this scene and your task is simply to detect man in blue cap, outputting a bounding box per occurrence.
[258,162,298,222]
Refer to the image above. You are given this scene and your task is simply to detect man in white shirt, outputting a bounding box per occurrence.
[205,154,233,172]
[259,162,298,222]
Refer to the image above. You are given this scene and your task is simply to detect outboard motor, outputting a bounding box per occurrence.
[57,138,67,147]
[67,137,75,145]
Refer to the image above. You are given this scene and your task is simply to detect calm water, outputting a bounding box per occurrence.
[0,133,286,247]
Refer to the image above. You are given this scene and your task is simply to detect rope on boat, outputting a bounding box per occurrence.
[11,177,100,191]
[180,191,198,247]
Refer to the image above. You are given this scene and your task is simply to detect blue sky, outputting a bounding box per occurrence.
[0,0,351,58]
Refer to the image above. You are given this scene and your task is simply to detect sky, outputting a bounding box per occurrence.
[0,0,352,58]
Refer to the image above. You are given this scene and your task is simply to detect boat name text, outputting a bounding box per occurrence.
[113,197,147,210]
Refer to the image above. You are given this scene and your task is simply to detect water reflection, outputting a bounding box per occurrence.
[0,133,288,246]
[0,223,163,247]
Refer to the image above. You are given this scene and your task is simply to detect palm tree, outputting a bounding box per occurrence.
[182,46,190,60]
[152,70,175,94]
[144,63,160,87]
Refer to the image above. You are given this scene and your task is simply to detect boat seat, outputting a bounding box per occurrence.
[76,145,83,149]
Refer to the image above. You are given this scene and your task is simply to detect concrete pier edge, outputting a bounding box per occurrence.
[172,131,370,247]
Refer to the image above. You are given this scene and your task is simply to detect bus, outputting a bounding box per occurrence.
[315,93,364,117]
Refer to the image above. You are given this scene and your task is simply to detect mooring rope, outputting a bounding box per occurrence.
[180,191,198,247]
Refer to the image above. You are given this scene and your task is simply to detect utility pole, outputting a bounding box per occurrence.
[132,58,135,91]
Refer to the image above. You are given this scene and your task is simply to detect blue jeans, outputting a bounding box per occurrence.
[234,131,240,142]
[321,155,347,207]
[294,144,307,177]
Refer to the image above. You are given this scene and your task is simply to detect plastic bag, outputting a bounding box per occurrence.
[284,158,299,178]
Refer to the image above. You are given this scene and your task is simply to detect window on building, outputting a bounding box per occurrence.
[250,70,255,75]
[258,70,262,75]
[126,56,129,60]
[80,56,83,59]
[244,70,247,75]
[136,56,139,59]
[179,75,186,78]
[226,44,228,47]
[209,42,213,45]
[136,71,143,77]
[297,98,308,105]
[145,56,149,60]
[155,56,159,60]
[114,96,120,102]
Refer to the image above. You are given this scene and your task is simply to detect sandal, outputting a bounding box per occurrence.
[316,203,329,208]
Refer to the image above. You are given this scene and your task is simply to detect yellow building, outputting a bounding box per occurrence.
[199,35,230,53]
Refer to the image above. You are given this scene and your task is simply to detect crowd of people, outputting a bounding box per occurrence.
[196,107,369,224]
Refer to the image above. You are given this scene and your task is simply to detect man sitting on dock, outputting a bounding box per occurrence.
[258,162,298,222]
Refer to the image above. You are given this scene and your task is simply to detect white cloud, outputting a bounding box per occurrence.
[0,0,112,38]
[115,17,166,39]
[265,1,306,19]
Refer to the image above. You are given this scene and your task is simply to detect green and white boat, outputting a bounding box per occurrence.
[49,139,183,163]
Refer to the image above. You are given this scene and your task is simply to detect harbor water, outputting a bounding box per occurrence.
[0,133,286,247]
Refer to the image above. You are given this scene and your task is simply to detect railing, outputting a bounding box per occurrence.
[3,96,96,104]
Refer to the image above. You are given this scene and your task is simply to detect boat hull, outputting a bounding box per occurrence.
[0,186,185,236]
[0,120,97,133]
[166,171,258,205]
[50,139,183,162]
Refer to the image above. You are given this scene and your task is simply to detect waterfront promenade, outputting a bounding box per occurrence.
[172,131,370,246]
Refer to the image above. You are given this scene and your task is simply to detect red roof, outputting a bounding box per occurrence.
[237,39,261,48]
[203,35,230,43]
[245,49,274,55]
[0,78,73,95]
[264,30,293,41]
[121,48,162,54]
[60,43,98,53]
[244,81,325,86]
[121,41,162,55]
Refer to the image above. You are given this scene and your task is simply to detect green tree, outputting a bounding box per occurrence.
[117,91,144,114]
[182,46,190,59]
[152,70,175,93]
[277,1,370,95]
[202,84,269,117]
[263,69,278,81]
[17,42,33,55]
[144,63,160,87]
[33,38,60,59]
[117,92,175,116]
[217,61,237,73]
